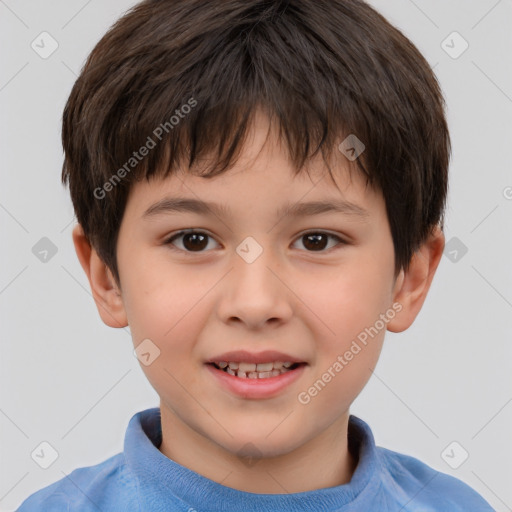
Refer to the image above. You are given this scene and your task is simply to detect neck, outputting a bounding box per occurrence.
[158,403,357,494]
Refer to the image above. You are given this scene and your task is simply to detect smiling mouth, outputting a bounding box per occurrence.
[207,361,305,379]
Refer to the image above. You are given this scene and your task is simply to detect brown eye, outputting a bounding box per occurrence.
[293,232,345,252]
[166,230,219,252]
[165,230,346,254]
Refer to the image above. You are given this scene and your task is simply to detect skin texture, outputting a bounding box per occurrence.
[73,110,444,494]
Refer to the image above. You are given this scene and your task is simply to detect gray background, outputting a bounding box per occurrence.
[1,0,511,510]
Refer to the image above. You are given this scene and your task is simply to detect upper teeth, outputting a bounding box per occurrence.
[216,361,294,371]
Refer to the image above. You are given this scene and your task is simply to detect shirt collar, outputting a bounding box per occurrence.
[124,407,381,511]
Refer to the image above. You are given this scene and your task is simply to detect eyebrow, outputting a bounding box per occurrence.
[142,197,369,220]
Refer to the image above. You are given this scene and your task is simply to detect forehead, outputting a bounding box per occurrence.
[124,110,383,221]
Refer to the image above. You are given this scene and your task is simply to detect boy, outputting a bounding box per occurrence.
[18,0,495,510]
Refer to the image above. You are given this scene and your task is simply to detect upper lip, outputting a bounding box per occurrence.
[206,350,306,365]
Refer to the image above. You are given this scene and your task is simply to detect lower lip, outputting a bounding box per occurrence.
[205,363,307,399]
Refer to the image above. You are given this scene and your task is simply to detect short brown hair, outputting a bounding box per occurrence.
[62,0,451,285]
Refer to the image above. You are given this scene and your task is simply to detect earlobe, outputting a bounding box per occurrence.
[387,226,445,333]
[72,224,128,328]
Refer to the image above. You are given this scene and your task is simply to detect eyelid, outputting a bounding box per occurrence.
[294,230,347,252]
[164,229,349,254]
[164,229,221,251]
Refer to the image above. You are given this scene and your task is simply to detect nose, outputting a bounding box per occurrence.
[215,242,293,330]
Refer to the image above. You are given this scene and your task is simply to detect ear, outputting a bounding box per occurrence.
[72,224,128,328]
[387,225,445,333]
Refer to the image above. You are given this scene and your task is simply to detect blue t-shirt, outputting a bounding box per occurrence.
[17,407,494,511]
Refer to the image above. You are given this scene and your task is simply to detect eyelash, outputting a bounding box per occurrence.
[163,229,347,254]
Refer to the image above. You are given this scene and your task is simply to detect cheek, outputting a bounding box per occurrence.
[297,275,388,423]
[298,256,393,341]
[296,252,392,398]
[119,251,208,355]
[121,262,210,399]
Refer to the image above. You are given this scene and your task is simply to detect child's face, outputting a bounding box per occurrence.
[112,111,403,460]
[110,110,404,459]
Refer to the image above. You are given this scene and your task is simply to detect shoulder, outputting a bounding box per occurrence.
[16,453,139,512]
[375,446,495,511]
